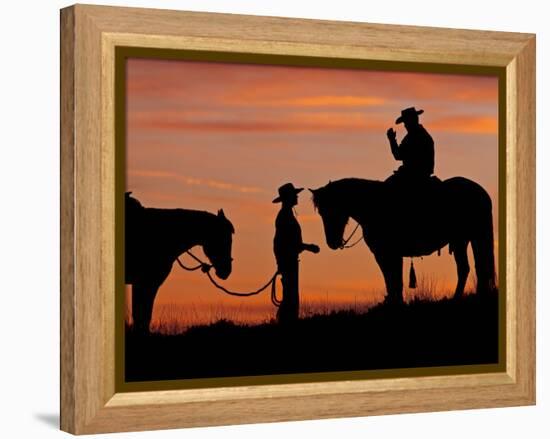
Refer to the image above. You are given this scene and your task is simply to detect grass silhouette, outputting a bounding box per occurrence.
[125,289,500,382]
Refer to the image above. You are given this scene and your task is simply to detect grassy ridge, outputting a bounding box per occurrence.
[125,292,499,382]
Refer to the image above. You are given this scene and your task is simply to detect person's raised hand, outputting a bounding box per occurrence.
[386,127,397,141]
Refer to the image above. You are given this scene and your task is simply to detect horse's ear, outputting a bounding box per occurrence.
[308,188,317,195]
[218,209,234,233]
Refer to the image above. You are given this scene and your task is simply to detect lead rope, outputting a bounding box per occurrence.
[176,251,282,307]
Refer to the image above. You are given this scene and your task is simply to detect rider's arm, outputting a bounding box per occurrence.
[390,137,401,160]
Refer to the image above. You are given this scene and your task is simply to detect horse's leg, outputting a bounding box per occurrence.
[375,253,404,305]
[132,283,159,334]
[471,234,496,295]
[452,241,470,299]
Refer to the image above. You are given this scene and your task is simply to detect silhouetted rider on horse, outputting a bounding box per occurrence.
[383,107,443,260]
[386,107,435,184]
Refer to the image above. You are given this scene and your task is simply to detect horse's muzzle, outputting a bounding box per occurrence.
[327,239,343,250]
[216,267,231,280]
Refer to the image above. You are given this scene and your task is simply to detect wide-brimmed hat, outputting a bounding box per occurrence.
[272,182,304,203]
[395,107,424,124]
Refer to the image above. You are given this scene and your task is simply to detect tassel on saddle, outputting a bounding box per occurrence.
[409,259,417,289]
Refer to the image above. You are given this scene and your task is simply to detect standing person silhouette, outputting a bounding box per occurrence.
[385,107,435,184]
[273,183,320,324]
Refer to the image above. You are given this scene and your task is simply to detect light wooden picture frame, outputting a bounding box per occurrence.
[60,4,535,435]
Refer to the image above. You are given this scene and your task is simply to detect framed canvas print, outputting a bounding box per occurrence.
[60,4,536,435]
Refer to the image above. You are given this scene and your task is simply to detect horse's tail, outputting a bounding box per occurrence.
[471,190,496,294]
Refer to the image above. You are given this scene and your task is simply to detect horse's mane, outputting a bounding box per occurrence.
[312,178,382,210]
[125,192,235,234]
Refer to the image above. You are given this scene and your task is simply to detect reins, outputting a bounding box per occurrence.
[340,222,363,249]
[176,251,282,307]
[175,256,203,271]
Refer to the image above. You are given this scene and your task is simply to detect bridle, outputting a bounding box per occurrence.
[340,221,363,249]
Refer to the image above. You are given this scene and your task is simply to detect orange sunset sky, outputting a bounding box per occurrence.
[125,57,499,326]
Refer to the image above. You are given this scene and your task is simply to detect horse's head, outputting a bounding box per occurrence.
[203,209,235,280]
[310,183,350,250]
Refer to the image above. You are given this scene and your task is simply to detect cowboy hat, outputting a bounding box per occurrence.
[272,182,304,203]
[395,107,424,124]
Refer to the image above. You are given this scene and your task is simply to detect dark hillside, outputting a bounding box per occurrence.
[125,293,500,382]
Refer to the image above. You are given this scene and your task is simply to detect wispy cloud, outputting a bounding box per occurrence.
[129,169,264,194]
[429,116,498,134]
[225,95,387,108]
[129,111,371,133]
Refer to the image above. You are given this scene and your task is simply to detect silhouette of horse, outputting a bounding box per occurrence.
[125,193,234,333]
[310,178,495,304]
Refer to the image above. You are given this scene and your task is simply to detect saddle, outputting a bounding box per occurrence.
[382,173,446,256]
[385,171,442,203]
